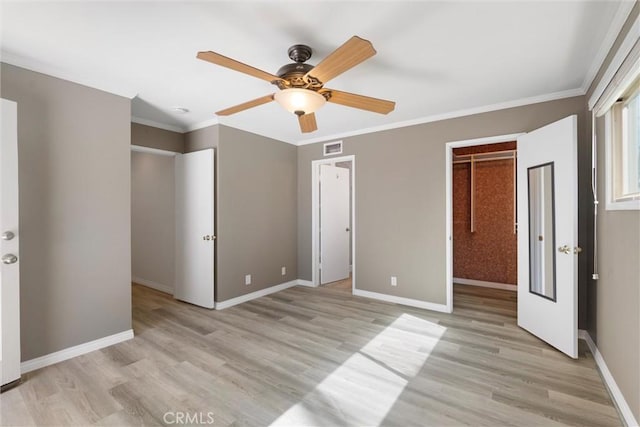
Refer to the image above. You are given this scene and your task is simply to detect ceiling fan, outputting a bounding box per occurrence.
[196,36,395,133]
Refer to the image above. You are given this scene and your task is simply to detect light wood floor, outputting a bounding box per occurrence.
[1,283,621,426]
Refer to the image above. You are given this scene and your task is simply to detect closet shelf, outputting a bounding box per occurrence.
[452,149,516,164]
[453,149,517,234]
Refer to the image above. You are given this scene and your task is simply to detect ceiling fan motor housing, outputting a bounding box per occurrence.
[276,44,325,90]
[287,44,312,63]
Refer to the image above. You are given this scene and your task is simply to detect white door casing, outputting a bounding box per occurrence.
[517,115,578,358]
[320,164,350,285]
[174,149,215,309]
[1,98,21,387]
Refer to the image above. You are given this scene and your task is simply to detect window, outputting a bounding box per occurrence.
[621,85,639,196]
[606,76,640,209]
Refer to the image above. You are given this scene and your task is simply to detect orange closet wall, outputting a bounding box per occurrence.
[453,142,517,285]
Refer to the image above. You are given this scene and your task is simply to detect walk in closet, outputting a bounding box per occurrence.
[452,142,517,289]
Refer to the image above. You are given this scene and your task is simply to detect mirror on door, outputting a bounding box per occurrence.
[527,162,556,301]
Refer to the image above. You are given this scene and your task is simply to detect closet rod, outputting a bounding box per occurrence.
[453,151,516,164]
[453,157,515,165]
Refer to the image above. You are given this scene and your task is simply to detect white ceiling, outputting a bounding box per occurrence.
[0,1,633,145]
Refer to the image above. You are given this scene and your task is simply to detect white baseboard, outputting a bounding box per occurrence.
[579,329,639,427]
[132,276,173,295]
[453,277,517,291]
[296,279,317,287]
[21,329,134,374]
[353,289,450,313]
[215,280,298,310]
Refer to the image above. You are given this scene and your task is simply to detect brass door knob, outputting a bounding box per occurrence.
[558,245,571,254]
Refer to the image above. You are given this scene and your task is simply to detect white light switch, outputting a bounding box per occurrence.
[281,266,286,276]
[245,274,251,285]
[391,276,397,287]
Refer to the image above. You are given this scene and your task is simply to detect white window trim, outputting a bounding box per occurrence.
[604,110,640,211]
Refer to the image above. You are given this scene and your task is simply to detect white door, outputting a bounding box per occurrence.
[1,99,21,387]
[175,149,215,308]
[320,164,350,284]
[517,115,578,358]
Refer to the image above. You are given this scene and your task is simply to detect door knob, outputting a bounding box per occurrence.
[1,231,15,241]
[558,245,571,254]
[2,254,18,264]
[346,227,350,232]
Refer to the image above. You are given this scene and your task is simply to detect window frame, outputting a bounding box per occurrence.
[605,83,640,211]
[604,97,640,211]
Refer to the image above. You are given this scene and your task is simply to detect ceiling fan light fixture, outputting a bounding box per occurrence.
[274,88,326,115]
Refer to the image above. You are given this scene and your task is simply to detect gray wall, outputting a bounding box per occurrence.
[298,96,589,307]
[594,118,639,421]
[131,151,176,291]
[185,125,219,153]
[586,3,640,422]
[1,63,132,361]
[131,122,184,153]
[185,125,297,302]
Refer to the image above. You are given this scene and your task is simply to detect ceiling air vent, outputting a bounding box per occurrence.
[323,141,343,156]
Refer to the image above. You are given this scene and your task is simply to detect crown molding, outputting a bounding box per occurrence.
[580,0,636,94]
[131,116,185,133]
[131,88,584,145]
[0,53,138,99]
[184,117,219,133]
[295,87,585,146]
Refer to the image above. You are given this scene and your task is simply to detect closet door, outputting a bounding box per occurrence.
[175,149,215,308]
[517,115,578,358]
[320,164,350,284]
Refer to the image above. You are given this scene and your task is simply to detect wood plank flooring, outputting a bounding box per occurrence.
[1,283,621,426]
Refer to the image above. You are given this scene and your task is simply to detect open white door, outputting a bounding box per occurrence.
[175,149,215,309]
[1,99,21,388]
[517,115,578,358]
[320,164,350,284]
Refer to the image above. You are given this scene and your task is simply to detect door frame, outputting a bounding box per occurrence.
[445,133,523,312]
[130,145,179,296]
[311,155,356,291]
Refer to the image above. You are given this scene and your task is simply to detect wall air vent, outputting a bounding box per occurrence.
[323,140,343,156]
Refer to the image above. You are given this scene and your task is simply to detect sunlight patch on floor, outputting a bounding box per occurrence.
[269,314,446,426]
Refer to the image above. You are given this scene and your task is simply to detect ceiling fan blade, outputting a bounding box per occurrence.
[322,89,395,114]
[304,36,376,85]
[298,113,318,133]
[216,94,275,116]
[197,51,284,84]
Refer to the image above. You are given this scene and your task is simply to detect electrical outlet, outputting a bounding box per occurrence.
[391,276,397,287]
[245,274,251,285]
[281,266,286,276]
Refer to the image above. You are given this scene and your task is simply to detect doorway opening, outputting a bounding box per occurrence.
[131,145,178,297]
[445,134,522,313]
[311,155,355,293]
[131,146,215,309]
